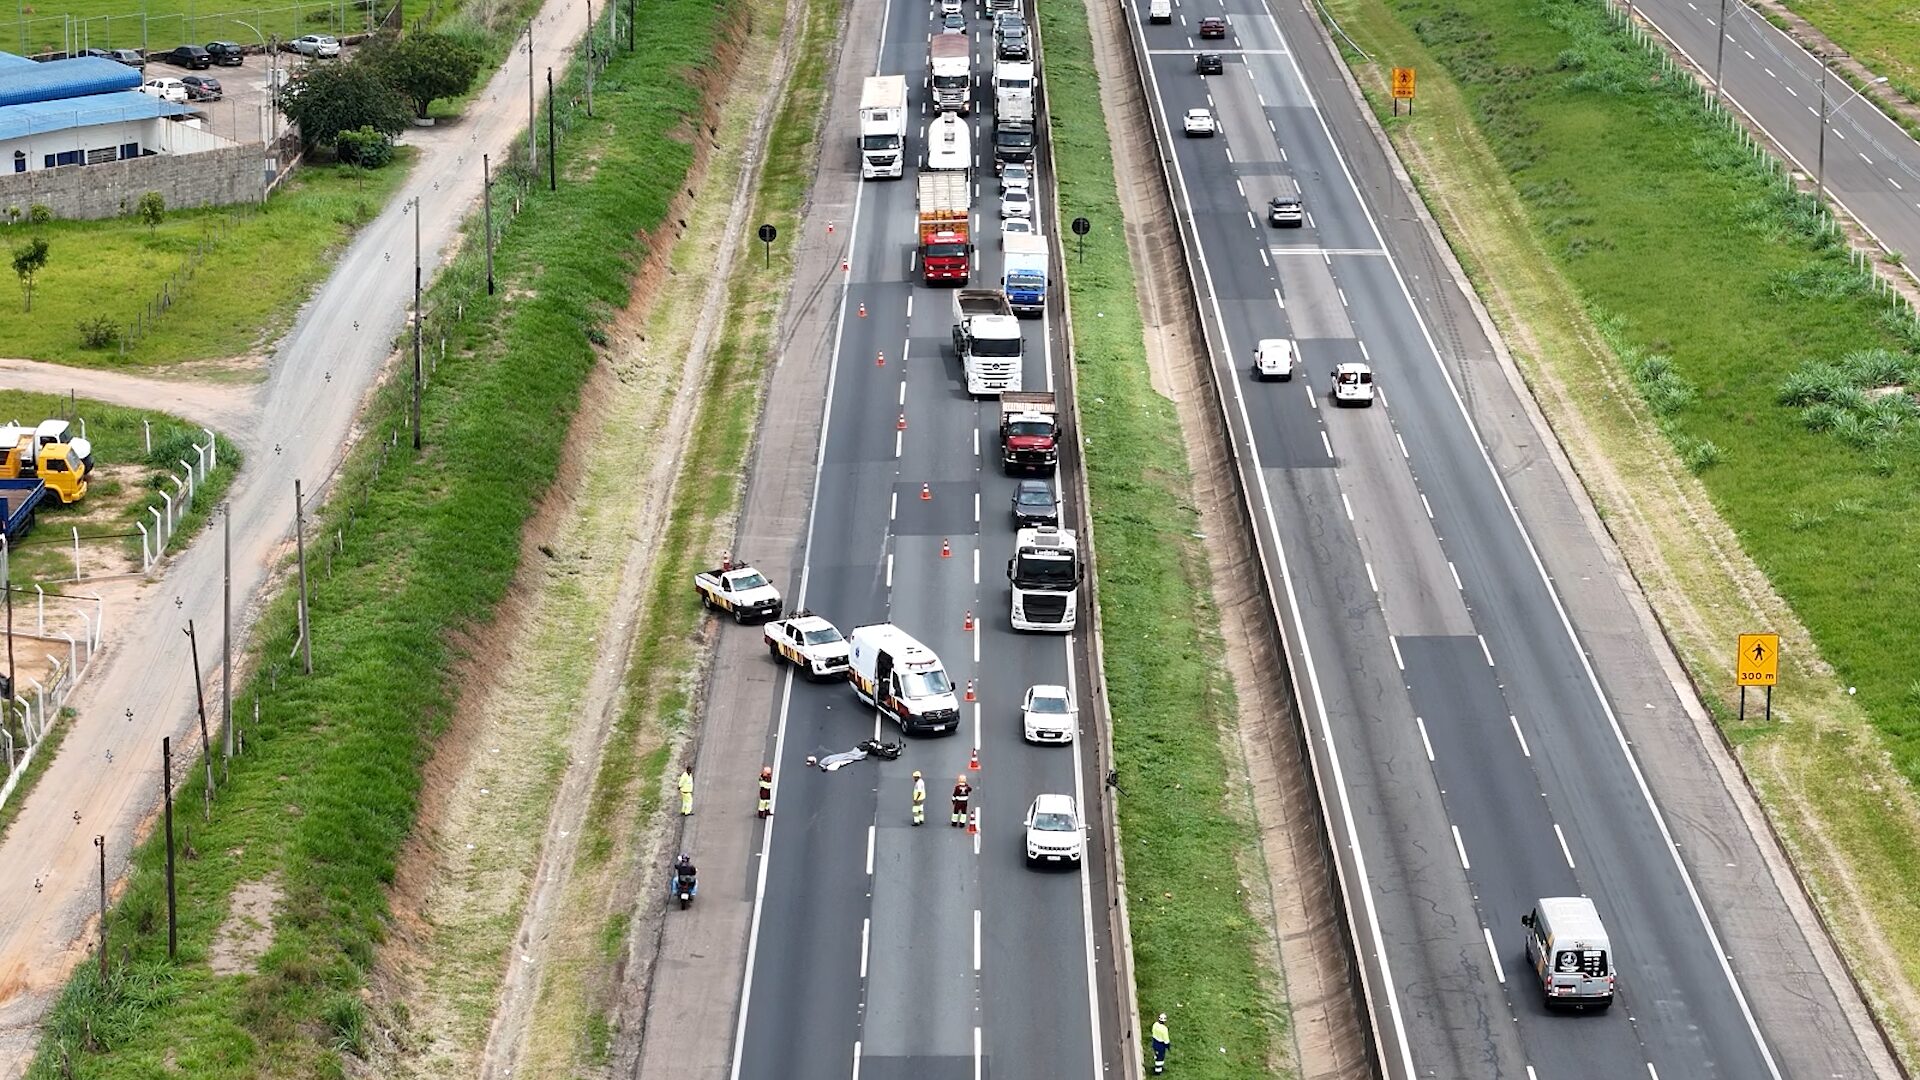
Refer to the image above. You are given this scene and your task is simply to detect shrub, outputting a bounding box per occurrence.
[76,316,120,349]
[27,204,52,224]
[335,126,394,169]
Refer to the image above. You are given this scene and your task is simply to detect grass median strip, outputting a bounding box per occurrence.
[1325,0,1920,1059]
[26,8,727,1077]
[1041,0,1288,1074]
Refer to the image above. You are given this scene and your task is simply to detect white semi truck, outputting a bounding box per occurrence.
[930,34,971,115]
[859,75,908,179]
[952,289,1024,395]
[993,59,1035,123]
[1008,526,1081,631]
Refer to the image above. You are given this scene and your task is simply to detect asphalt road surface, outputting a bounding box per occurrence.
[727,4,1111,1078]
[0,0,590,1067]
[1128,0,1886,1078]
[1637,0,1920,269]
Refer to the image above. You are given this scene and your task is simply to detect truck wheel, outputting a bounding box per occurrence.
[768,640,781,661]
[699,590,714,610]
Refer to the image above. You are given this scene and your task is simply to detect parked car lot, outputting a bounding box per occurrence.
[139,77,189,103]
[290,34,341,58]
[204,41,246,66]
[161,44,212,69]
[181,74,223,101]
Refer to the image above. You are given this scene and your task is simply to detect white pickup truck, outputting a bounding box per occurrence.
[694,563,785,622]
[764,613,852,679]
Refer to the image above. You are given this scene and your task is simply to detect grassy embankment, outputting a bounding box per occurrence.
[1039,0,1289,1074]
[1776,0,1920,105]
[0,390,239,584]
[1326,0,1920,1060]
[26,4,729,1076]
[0,157,409,368]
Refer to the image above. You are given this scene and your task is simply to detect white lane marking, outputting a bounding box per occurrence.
[1448,561,1462,592]
[1320,431,1334,459]
[1365,561,1378,593]
[974,622,981,663]
[853,1041,862,1080]
[1764,67,1775,79]
[886,552,892,587]
[1257,91,1266,107]
[1307,381,1318,410]
[974,1026,984,1080]
[905,294,912,319]
[1451,825,1470,870]
[1357,339,1370,360]
[895,430,903,458]
[1338,287,1349,307]
[1341,492,1354,521]
[1860,151,1874,165]
[1235,178,1245,197]
[899,381,907,405]
[1246,211,1258,230]
[728,0,890,1054]
[973,547,980,585]
[1415,716,1434,762]
[1268,117,1276,133]
[1274,286,1285,308]
[1420,493,1434,519]
[866,824,876,875]
[1478,634,1494,667]
[1510,715,1530,758]
[1389,636,1404,671]
[860,917,871,977]
[890,491,898,520]
[1395,433,1408,459]
[1527,1068,1538,1080]
[1742,49,1753,60]
[1555,823,1576,869]
[1648,1066,1660,1080]
[1225,145,1233,162]
[1259,247,1270,266]
[974,491,981,523]
[1142,22,1419,1079]
[1892,178,1904,190]
[973,426,980,456]
[974,909,982,970]
[1483,927,1506,984]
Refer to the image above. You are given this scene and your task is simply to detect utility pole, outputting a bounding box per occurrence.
[94,834,107,982]
[412,195,423,451]
[1817,62,1828,200]
[184,620,214,814]
[627,0,634,51]
[162,736,177,960]
[5,537,15,706]
[547,67,556,192]
[221,505,232,775]
[526,22,536,165]
[294,480,312,675]
[483,154,495,295]
[1713,0,1728,104]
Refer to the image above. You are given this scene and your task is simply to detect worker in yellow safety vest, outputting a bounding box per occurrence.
[911,771,926,825]
[1150,1013,1170,1073]
[679,765,695,816]
[757,766,773,818]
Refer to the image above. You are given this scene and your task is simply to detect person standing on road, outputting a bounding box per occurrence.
[950,775,972,827]
[1149,1013,1170,1074]
[912,771,927,825]
[757,765,773,818]
[679,764,695,816]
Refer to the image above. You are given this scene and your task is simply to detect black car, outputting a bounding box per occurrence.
[182,74,223,100]
[1195,52,1222,75]
[997,28,1029,61]
[1011,480,1060,527]
[104,48,145,69]
[163,44,211,68]
[203,40,246,65]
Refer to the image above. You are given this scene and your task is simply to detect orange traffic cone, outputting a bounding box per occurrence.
[841,258,849,271]
[969,747,980,771]
[967,809,978,835]
[897,411,907,431]
[877,351,886,367]
[920,483,932,500]
[858,302,867,318]
[963,610,974,631]
[941,538,952,559]
[964,679,976,702]
[827,221,835,234]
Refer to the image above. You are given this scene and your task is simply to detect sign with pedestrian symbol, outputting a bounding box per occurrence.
[1736,633,1779,687]
[1391,67,1416,115]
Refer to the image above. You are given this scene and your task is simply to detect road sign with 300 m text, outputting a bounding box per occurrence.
[1391,67,1416,100]
[1736,633,1779,687]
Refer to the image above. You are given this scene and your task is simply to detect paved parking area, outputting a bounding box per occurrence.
[143,45,355,145]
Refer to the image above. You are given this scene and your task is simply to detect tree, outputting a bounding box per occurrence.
[372,30,485,121]
[136,191,166,232]
[278,57,409,152]
[13,237,49,313]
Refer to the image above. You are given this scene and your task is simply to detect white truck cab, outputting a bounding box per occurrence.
[1253,338,1295,381]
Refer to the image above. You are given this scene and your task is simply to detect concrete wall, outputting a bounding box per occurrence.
[0,138,264,219]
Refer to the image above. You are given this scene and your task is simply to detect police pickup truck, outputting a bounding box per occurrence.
[694,562,784,622]
[764,613,852,679]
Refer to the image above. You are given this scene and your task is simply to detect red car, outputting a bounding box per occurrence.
[1198,15,1227,38]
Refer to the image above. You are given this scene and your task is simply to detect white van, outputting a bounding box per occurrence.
[1253,338,1295,381]
[1148,0,1172,23]
[1520,897,1616,1011]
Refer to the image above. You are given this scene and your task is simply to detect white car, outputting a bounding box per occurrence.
[1183,107,1217,137]
[1000,188,1032,219]
[940,0,963,14]
[941,12,967,32]
[1021,684,1077,743]
[1024,793,1085,866]
[1001,217,1034,248]
[1253,338,1295,381]
[1330,362,1376,406]
[139,77,189,103]
[764,613,851,679]
[1000,162,1032,195]
[292,33,341,57]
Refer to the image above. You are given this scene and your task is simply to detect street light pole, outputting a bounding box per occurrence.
[1713,0,1728,104]
[1817,62,1828,200]
[526,23,535,165]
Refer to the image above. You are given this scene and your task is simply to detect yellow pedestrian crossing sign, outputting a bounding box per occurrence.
[1736,633,1779,687]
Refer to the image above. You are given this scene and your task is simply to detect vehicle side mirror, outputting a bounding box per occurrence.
[1007,559,1015,580]
[1520,913,1534,929]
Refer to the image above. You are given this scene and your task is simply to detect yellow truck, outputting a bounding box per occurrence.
[0,423,88,504]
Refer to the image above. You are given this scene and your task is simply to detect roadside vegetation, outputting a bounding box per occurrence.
[1040,0,1288,1075]
[0,390,239,584]
[1324,0,1920,1061]
[1776,0,1920,104]
[26,5,731,1076]
[0,157,409,368]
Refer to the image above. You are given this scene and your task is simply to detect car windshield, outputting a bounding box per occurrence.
[1016,489,1053,506]
[997,131,1033,148]
[1007,421,1051,437]
[729,571,768,590]
[1029,694,1070,714]
[1032,811,1075,831]
[802,627,843,645]
[899,669,953,697]
[861,134,901,150]
[1014,553,1077,585]
[973,336,1022,358]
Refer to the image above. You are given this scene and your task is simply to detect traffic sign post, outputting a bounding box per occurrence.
[1736,632,1779,723]
[1071,215,1091,264]
[1391,66,1416,115]
[757,222,778,269]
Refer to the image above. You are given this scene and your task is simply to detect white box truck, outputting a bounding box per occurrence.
[859,75,908,179]
[848,624,963,735]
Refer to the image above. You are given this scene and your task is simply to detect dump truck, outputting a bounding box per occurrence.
[952,289,1023,395]
[917,171,973,285]
[0,478,45,543]
[693,561,784,622]
[0,434,87,504]
[999,391,1058,474]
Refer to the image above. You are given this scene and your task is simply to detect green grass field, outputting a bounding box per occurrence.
[1041,0,1289,1075]
[1778,0,1920,102]
[0,156,408,368]
[5,0,375,59]
[25,2,725,1074]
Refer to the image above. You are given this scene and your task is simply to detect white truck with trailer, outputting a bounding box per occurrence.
[929,34,971,115]
[694,562,784,622]
[847,624,963,735]
[1007,525,1081,631]
[926,112,971,173]
[952,289,1024,395]
[858,75,908,179]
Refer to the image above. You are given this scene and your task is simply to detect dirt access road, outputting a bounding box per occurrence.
[0,2,592,1069]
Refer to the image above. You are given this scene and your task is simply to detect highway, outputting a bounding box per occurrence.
[1125,2,1850,1078]
[727,2,1111,1077]
[1636,0,1920,270]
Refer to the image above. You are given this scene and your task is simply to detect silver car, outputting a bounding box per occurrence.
[292,33,341,57]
